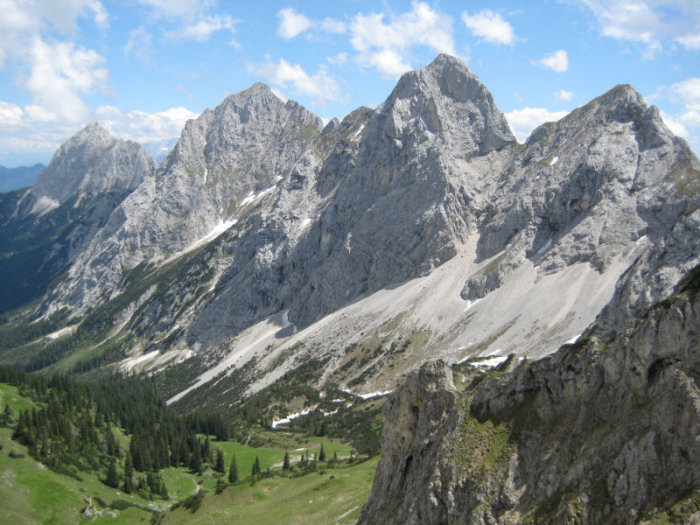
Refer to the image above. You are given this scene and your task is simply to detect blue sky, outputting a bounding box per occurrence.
[1,0,699,167]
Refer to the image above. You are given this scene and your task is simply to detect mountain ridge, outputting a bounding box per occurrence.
[0,53,697,418]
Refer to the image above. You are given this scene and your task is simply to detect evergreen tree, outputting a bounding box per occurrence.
[283,451,290,471]
[123,452,134,493]
[228,454,239,483]
[215,448,225,474]
[319,443,326,462]
[105,458,120,488]
[251,456,261,477]
[189,443,203,475]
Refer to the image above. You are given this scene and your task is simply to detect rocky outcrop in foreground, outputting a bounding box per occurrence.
[360,267,700,524]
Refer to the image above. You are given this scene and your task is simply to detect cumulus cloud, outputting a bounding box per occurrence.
[670,77,700,128]
[276,8,347,40]
[277,7,313,39]
[26,39,109,123]
[166,14,238,41]
[249,58,342,105]
[505,107,569,142]
[461,9,516,45]
[556,89,574,102]
[275,3,455,77]
[96,105,198,145]
[659,110,688,138]
[349,2,455,76]
[0,98,199,164]
[533,50,569,73]
[579,1,700,57]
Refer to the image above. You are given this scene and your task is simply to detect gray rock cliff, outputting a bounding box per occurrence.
[360,268,700,524]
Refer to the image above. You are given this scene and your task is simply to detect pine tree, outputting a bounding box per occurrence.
[215,448,225,474]
[283,451,290,471]
[189,444,203,475]
[105,458,120,488]
[123,452,134,493]
[228,454,239,483]
[319,443,326,462]
[251,456,261,477]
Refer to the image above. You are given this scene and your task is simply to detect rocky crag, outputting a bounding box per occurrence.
[0,54,697,413]
[360,266,700,524]
[0,124,153,312]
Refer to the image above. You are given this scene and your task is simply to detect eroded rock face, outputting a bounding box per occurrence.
[360,272,700,524]
[18,54,698,406]
[32,122,153,207]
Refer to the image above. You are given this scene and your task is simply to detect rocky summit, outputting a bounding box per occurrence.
[0,52,698,474]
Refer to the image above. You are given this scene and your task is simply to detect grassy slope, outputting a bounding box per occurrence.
[163,457,378,525]
[0,384,376,524]
[0,427,154,525]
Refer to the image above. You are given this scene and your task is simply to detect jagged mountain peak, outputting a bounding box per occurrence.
[31,123,153,207]
[377,53,514,156]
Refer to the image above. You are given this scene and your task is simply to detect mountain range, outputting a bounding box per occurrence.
[1,53,698,522]
[0,163,45,192]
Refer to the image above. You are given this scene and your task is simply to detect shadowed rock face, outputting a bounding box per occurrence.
[359,269,700,524]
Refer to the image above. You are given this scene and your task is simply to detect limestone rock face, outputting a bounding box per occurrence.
[32,122,153,206]
[16,53,699,409]
[46,83,323,311]
[359,271,700,524]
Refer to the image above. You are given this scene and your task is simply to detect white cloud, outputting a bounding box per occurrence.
[362,48,411,77]
[349,2,455,77]
[277,7,313,39]
[659,110,689,137]
[276,8,346,40]
[320,18,347,34]
[166,14,238,41]
[580,1,700,58]
[249,58,342,105]
[96,105,198,145]
[676,33,700,49]
[505,107,569,142]
[556,89,574,101]
[533,50,569,73]
[670,77,700,128]
[0,0,111,127]
[327,52,348,66]
[0,102,25,126]
[124,28,153,62]
[26,39,109,122]
[461,9,516,45]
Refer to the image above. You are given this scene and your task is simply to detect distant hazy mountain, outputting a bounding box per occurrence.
[0,163,45,192]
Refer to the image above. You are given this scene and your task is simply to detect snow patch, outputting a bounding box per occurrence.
[45,325,77,341]
[464,298,480,312]
[342,389,393,400]
[564,333,581,345]
[164,219,237,264]
[473,355,509,368]
[120,350,159,373]
[351,124,365,141]
[31,195,59,217]
[240,185,276,207]
[537,239,553,255]
[271,406,316,428]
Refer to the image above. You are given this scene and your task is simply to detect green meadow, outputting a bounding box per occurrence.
[0,383,377,524]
